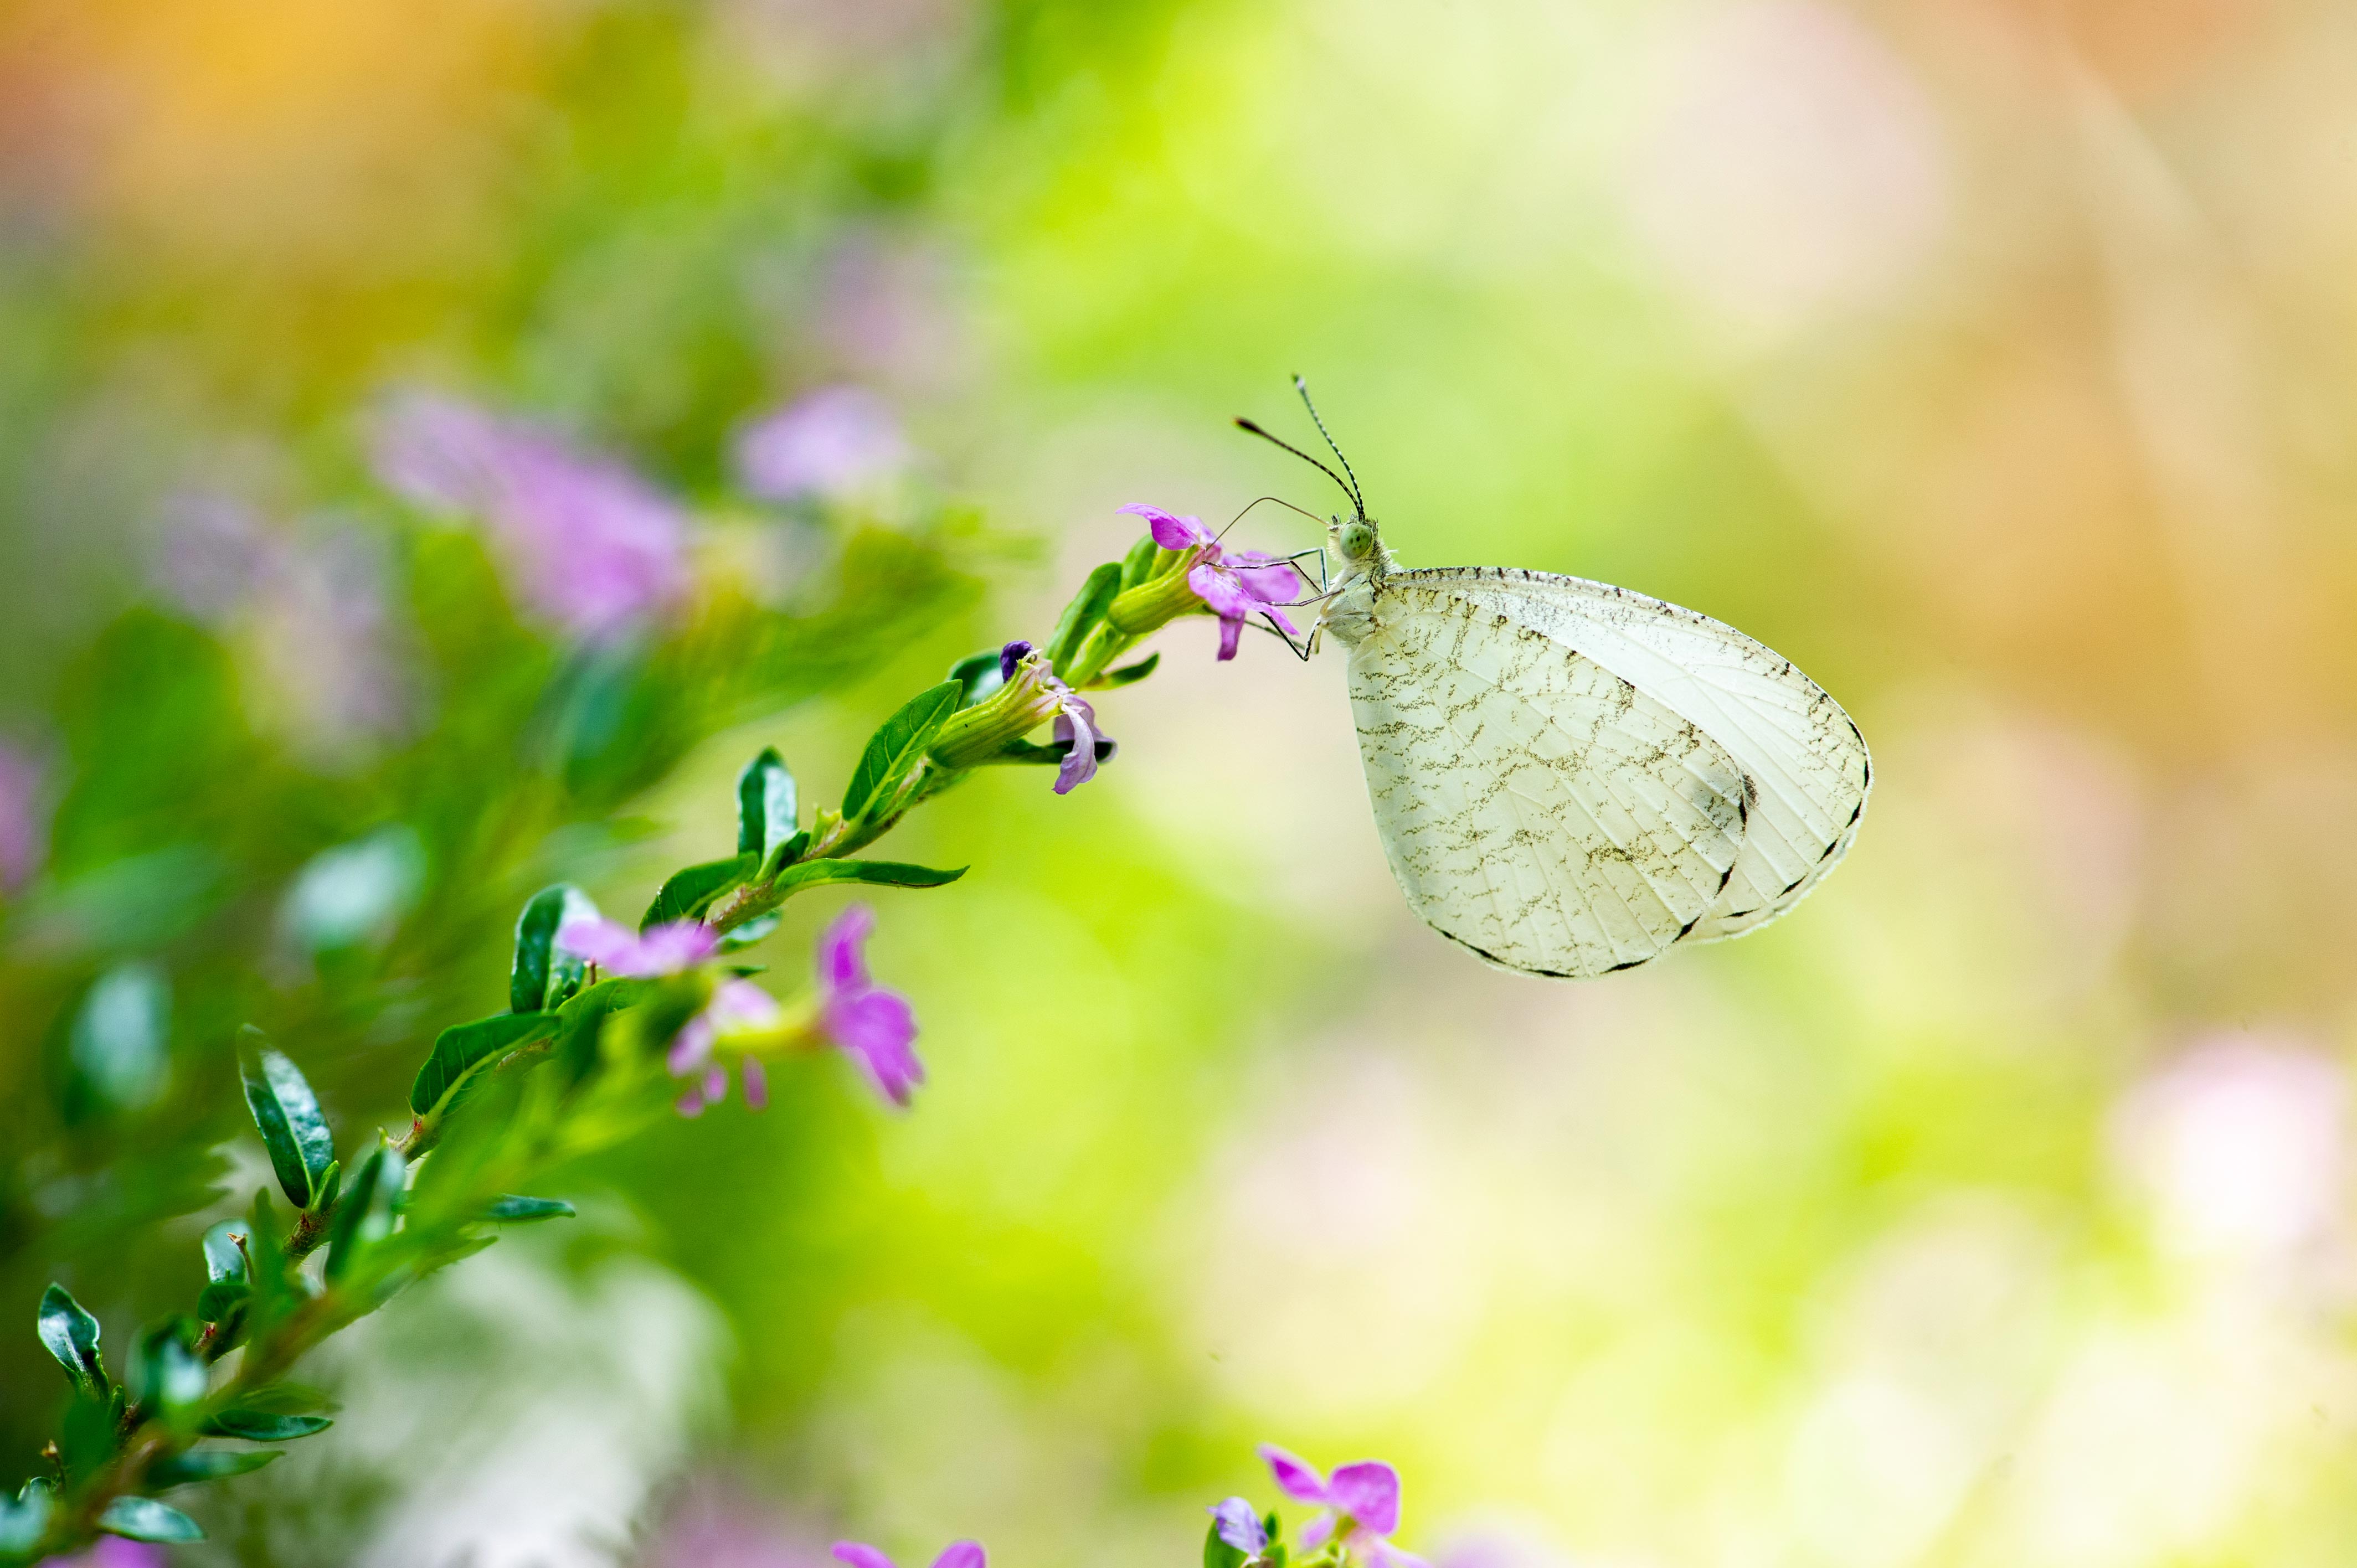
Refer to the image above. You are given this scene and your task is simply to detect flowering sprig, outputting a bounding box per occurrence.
[6,493,1308,1563]
[1206,1447,1425,1568]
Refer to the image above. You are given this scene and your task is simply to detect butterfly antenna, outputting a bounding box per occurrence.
[1292,374,1366,518]
[1233,416,1358,515]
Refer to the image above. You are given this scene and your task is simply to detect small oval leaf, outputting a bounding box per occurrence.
[1045,561,1124,674]
[736,749,799,866]
[409,1012,559,1119]
[841,681,963,823]
[640,853,757,931]
[237,1029,335,1210]
[512,884,600,1013]
[202,1409,333,1441]
[37,1283,106,1395]
[325,1143,408,1283]
[485,1195,576,1223]
[99,1495,204,1543]
[147,1448,284,1488]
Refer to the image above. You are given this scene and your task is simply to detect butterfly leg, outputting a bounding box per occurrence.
[1250,613,1315,662]
[1268,546,1330,594]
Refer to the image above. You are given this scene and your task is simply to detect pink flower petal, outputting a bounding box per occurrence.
[741,1056,768,1110]
[556,916,644,972]
[1188,560,1256,620]
[1327,1461,1401,1536]
[929,1543,987,1568]
[667,1014,716,1075]
[820,905,876,994]
[1259,1444,1329,1505]
[1216,615,1244,661]
[1052,692,1102,795]
[833,1545,896,1568]
[637,920,721,973]
[830,991,923,1106]
[1119,503,1212,551]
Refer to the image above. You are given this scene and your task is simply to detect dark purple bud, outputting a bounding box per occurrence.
[999,640,1033,682]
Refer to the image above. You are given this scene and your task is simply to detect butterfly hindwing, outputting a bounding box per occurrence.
[1385,568,1871,947]
[1347,580,1749,977]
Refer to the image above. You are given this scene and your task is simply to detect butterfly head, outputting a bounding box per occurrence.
[1236,376,1384,579]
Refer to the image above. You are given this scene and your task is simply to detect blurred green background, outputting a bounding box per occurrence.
[6,0,2357,1564]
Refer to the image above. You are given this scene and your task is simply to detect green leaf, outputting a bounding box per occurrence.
[718,911,781,951]
[280,826,425,952]
[238,1029,335,1210]
[195,1280,250,1325]
[133,1317,208,1420]
[1204,1519,1247,1568]
[99,1495,204,1543]
[146,1448,283,1488]
[640,852,756,930]
[325,1143,407,1283]
[65,962,171,1119]
[948,648,1003,707]
[485,1195,575,1223]
[1097,653,1160,688]
[1119,532,1161,592]
[1046,561,1124,674]
[202,1218,249,1283]
[511,884,599,1013]
[409,1011,558,1118]
[242,1189,286,1316]
[37,1283,105,1395]
[841,680,962,822]
[202,1409,332,1441]
[771,859,966,895]
[0,1481,52,1554]
[736,748,799,867]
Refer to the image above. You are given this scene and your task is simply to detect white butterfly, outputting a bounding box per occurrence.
[1239,383,1871,979]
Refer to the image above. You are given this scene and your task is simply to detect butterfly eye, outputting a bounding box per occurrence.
[1340,520,1375,559]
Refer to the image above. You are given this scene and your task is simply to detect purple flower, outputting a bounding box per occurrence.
[670,978,782,1117]
[734,386,910,503]
[0,741,48,893]
[1208,1498,1270,1556]
[832,1542,983,1568]
[997,641,1111,795]
[817,905,923,1106]
[372,393,688,639]
[1260,1446,1421,1562]
[557,917,720,978]
[1119,504,1302,659]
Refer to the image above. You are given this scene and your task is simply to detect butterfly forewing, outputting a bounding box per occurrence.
[1379,568,1871,952]
[1347,580,1749,977]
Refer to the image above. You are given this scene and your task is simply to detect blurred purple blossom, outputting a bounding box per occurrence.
[1261,1446,1421,1563]
[832,1543,983,1568]
[1119,504,1301,659]
[558,917,719,978]
[670,978,782,1117]
[1209,1498,1269,1556]
[40,1538,165,1567]
[642,1482,837,1568]
[372,393,688,639]
[0,741,48,893]
[156,489,281,620]
[816,905,922,1106]
[733,387,910,504]
[155,491,412,756]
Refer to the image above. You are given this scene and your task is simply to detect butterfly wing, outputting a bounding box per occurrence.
[1347,578,1751,976]
[1388,568,1871,946]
